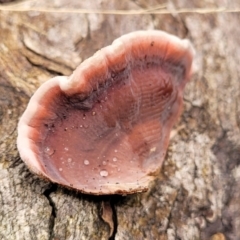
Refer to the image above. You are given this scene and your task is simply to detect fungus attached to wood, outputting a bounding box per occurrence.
[17,30,194,195]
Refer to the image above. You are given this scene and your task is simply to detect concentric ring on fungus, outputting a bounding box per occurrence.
[17,30,194,195]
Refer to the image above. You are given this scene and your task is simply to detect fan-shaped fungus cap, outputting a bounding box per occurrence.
[17,30,194,195]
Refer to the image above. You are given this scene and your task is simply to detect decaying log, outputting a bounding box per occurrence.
[0,0,240,239]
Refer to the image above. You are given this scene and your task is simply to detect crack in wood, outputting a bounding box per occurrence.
[99,196,120,240]
[109,198,118,240]
[43,184,58,240]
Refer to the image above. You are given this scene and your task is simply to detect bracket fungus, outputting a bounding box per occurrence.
[17,30,194,195]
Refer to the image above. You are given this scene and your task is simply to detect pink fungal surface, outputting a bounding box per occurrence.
[17,30,194,195]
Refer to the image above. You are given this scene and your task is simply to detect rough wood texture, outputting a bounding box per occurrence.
[0,0,239,239]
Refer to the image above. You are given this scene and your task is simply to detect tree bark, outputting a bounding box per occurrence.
[0,0,239,239]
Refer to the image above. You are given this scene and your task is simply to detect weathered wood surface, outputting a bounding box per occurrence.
[0,0,240,239]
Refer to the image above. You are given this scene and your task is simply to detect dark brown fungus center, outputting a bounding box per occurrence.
[17,30,194,195]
